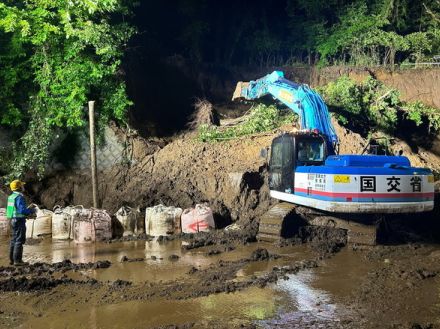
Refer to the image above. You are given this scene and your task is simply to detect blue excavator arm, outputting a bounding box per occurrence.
[232,71,338,154]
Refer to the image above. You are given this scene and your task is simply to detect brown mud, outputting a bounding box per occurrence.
[2,97,439,328]
[0,222,440,328]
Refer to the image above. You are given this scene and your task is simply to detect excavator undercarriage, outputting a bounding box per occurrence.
[257,203,381,245]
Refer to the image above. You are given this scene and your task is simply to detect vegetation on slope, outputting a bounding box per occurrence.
[0,0,134,178]
[319,75,440,134]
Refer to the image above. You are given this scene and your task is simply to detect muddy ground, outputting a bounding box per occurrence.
[1,212,440,329]
[1,105,438,328]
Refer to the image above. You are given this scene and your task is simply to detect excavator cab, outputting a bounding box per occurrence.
[269,133,327,193]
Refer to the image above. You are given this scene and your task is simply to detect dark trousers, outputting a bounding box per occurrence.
[9,218,26,264]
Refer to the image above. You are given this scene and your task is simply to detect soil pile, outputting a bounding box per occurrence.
[34,116,440,231]
[36,129,276,225]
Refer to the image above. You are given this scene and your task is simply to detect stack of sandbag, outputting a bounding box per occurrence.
[26,207,53,239]
[115,206,142,237]
[145,204,182,236]
[52,206,83,240]
[0,208,9,236]
[181,204,215,234]
[181,204,215,233]
[73,208,112,243]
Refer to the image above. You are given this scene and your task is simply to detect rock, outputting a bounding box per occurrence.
[168,254,180,261]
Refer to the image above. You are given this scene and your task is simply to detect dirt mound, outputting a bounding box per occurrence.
[36,129,275,225]
[0,277,75,292]
[0,260,111,278]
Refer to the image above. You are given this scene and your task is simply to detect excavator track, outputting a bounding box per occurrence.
[257,203,380,245]
[257,203,297,242]
[307,215,379,245]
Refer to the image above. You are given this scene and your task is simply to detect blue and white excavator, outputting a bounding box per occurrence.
[233,71,435,244]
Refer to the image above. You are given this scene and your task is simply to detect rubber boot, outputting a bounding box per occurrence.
[13,244,28,266]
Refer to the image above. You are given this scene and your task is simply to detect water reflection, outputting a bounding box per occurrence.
[22,287,285,329]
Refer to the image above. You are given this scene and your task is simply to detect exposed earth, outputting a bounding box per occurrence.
[1,108,440,328]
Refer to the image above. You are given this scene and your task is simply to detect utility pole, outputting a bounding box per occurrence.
[88,101,98,208]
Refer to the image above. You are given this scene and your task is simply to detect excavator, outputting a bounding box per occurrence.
[232,71,435,244]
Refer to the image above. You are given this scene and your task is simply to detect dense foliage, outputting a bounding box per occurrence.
[198,104,295,142]
[0,0,133,178]
[319,75,440,133]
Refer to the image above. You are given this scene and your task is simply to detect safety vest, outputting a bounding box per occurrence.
[6,192,25,219]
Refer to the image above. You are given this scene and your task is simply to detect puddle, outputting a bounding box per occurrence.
[260,271,346,328]
[0,236,311,283]
[4,235,416,328]
[21,286,287,329]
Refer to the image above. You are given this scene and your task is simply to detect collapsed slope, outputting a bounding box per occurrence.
[34,116,440,227]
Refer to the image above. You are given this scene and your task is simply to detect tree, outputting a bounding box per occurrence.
[0,0,134,178]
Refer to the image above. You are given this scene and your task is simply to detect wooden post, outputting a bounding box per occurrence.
[88,101,98,208]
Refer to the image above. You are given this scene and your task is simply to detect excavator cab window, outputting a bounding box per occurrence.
[296,138,325,165]
[269,134,295,193]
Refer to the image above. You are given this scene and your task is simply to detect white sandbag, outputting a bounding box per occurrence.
[52,206,79,240]
[181,204,215,234]
[26,207,53,238]
[0,208,9,236]
[73,208,112,243]
[115,206,140,237]
[145,204,182,236]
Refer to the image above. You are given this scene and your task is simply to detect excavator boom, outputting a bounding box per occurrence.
[232,71,338,154]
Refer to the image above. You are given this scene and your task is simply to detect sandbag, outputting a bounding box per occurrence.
[26,208,53,238]
[115,206,140,237]
[145,204,182,236]
[181,204,215,234]
[0,208,9,236]
[73,208,112,243]
[52,205,81,240]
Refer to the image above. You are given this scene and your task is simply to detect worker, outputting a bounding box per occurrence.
[6,180,36,266]
[298,142,307,161]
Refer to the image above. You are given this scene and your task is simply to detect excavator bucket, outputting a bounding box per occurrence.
[232,81,249,101]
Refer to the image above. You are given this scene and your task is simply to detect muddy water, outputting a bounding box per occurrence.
[0,237,312,283]
[22,286,287,329]
[2,235,440,328]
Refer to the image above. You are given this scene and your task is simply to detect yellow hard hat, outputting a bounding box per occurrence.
[10,180,25,191]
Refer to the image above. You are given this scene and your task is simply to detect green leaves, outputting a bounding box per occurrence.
[404,101,440,131]
[198,104,295,142]
[320,75,440,134]
[314,1,440,66]
[0,0,134,178]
